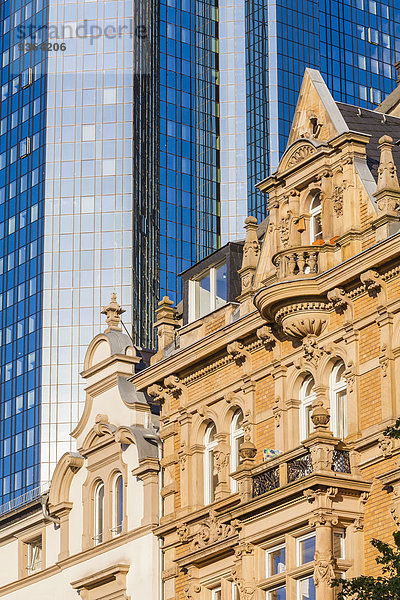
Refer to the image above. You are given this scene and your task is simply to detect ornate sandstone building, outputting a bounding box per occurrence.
[2,68,400,600]
[130,69,400,600]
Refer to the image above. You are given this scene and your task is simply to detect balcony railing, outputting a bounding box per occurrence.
[0,481,50,518]
[272,245,336,280]
[252,446,351,499]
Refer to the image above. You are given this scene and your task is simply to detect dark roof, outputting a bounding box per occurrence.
[336,102,400,180]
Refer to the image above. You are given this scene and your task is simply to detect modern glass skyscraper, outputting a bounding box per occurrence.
[1,0,400,508]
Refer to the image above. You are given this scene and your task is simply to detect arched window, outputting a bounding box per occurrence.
[112,473,124,536]
[204,422,218,504]
[230,410,244,492]
[310,195,322,242]
[93,481,104,545]
[300,376,316,440]
[330,361,347,439]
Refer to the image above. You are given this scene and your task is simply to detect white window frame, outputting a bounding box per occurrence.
[266,543,286,577]
[93,480,105,545]
[111,472,123,537]
[204,423,218,504]
[267,585,287,600]
[297,575,316,600]
[296,532,316,566]
[333,528,346,560]
[299,376,316,441]
[309,195,322,243]
[230,410,244,492]
[188,261,227,322]
[330,361,347,439]
[26,537,42,573]
[232,581,240,600]
[211,586,222,600]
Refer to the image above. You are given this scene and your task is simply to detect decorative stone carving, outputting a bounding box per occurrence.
[378,434,393,458]
[311,401,330,429]
[164,374,184,398]
[93,414,115,437]
[332,185,344,217]
[213,445,230,473]
[183,584,201,600]
[147,383,168,404]
[274,301,329,340]
[227,341,248,366]
[379,344,390,377]
[239,440,257,461]
[241,217,260,268]
[101,292,125,332]
[353,516,364,531]
[327,287,353,323]
[343,361,355,393]
[234,542,254,559]
[177,523,190,543]
[279,212,292,248]
[313,552,336,586]
[256,325,276,350]
[272,397,282,427]
[374,135,400,214]
[302,335,323,366]
[360,269,387,305]
[286,143,316,167]
[231,568,255,600]
[190,511,241,551]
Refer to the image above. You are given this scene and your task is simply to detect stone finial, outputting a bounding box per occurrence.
[101,292,125,332]
[376,136,400,196]
[237,216,260,316]
[153,296,180,355]
[311,401,330,431]
[241,216,260,271]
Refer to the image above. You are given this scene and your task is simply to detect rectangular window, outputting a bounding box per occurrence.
[188,262,228,321]
[333,530,346,559]
[297,534,316,565]
[211,588,221,600]
[19,137,31,157]
[26,537,42,574]
[267,544,286,576]
[268,586,286,600]
[297,576,316,600]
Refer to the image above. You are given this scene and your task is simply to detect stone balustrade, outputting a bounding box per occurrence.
[273,245,336,280]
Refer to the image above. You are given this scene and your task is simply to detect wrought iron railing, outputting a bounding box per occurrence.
[252,466,280,498]
[0,481,50,518]
[287,453,313,483]
[331,449,351,473]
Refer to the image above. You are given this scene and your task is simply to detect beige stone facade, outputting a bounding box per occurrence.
[129,69,400,600]
[0,297,161,599]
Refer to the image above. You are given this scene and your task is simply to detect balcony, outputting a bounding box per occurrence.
[272,244,336,281]
[252,446,351,499]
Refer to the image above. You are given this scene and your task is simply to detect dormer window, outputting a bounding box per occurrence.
[188,262,227,321]
[310,195,322,243]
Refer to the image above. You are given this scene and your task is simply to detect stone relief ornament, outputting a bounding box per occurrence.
[256,325,276,350]
[183,583,201,600]
[332,185,344,216]
[378,434,393,458]
[230,568,255,600]
[177,522,190,543]
[279,212,292,248]
[227,341,248,366]
[272,397,283,427]
[379,344,390,377]
[313,552,336,586]
[190,510,241,551]
[286,143,316,167]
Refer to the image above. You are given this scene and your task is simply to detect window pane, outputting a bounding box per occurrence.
[337,389,347,438]
[210,449,218,502]
[268,546,286,575]
[298,576,316,600]
[199,272,211,317]
[270,587,286,600]
[299,535,315,564]
[215,262,227,307]
[334,532,345,559]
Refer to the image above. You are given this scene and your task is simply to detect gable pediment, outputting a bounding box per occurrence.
[278,139,319,173]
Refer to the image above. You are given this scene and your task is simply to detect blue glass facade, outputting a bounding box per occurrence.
[1,0,400,508]
[0,0,47,504]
